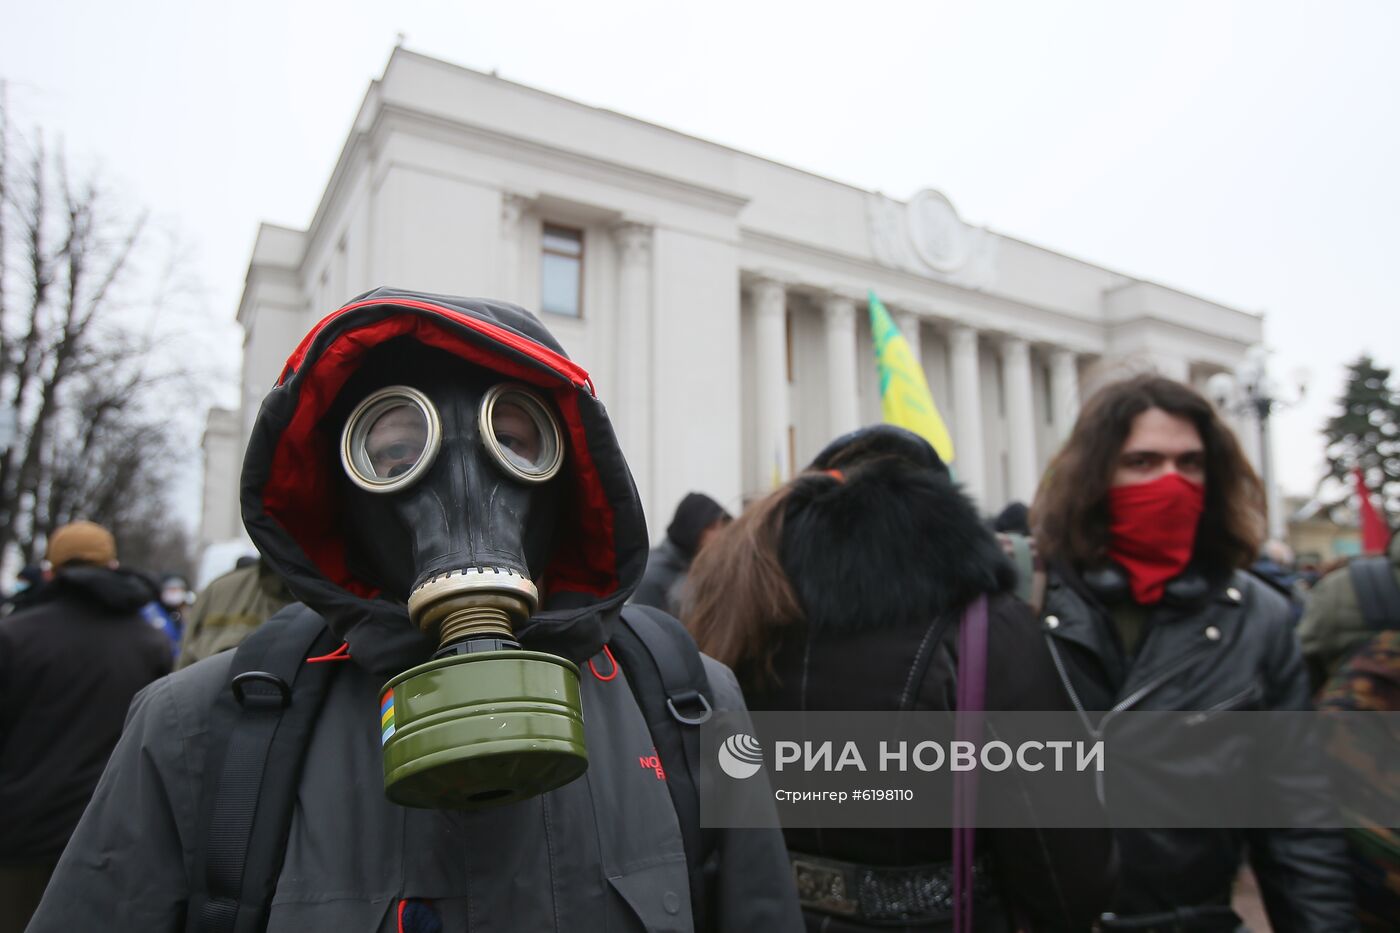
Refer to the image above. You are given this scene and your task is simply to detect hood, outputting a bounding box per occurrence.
[241,287,649,674]
[780,426,1013,633]
[46,566,158,614]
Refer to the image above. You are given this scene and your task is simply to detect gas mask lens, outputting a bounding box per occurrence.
[480,384,563,483]
[341,386,443,493]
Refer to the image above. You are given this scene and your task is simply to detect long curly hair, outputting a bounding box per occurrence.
[1031,374,1265,573]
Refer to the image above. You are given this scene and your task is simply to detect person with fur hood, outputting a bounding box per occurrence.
[684,425,1117,932]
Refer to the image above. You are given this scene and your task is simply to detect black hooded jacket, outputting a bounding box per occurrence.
[29,288,800,932]
[742,432,1116,931]
[0,565,168,860]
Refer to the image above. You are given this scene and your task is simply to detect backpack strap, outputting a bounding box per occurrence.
[1349,557,1400,632]
[611,604,717,930]
[187,606,342,933]
[952,595,990,933]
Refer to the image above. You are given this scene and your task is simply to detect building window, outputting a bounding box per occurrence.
[541,224,583,317]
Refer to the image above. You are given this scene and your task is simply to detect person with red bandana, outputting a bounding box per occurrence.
[1029,374,1355,932]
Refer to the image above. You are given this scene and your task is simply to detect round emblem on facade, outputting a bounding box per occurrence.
[907,189,969,273]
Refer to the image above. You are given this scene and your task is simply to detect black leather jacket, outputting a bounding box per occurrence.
[1040,566,1356,933]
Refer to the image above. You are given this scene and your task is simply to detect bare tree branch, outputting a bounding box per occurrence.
[0,114,202,573]
[0,80,10,377]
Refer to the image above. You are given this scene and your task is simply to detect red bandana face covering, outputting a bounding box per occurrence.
[1106,472,1206,604]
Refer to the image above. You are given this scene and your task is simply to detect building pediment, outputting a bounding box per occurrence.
[867,189,1000,290]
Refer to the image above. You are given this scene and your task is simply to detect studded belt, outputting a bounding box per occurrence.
[789,851,992,925]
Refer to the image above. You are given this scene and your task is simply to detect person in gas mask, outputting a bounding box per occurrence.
[1030,374,1354,931]
[29,288,801,932]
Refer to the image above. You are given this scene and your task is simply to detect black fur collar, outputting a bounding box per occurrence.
[778,457,1013,633]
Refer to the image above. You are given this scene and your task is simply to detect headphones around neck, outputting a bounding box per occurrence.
[1081,562,1211,607]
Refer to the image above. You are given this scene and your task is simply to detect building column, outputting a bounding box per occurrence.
[199,408,242,549]
[950,325,986,505]
[823,295,859,439]
[753,279,791,486]
[615,222,654,506]
[897,310,923,366]
[1001,338,1038,504]
[498,193,528,303]
[1050,348,1081,441]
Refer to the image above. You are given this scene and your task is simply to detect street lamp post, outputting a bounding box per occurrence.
[1206,348,1305,542]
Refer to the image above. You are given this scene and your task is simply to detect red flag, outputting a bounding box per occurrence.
[1354,467,1390,554]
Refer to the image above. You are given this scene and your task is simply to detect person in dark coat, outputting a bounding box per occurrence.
[632,491,731,616]
[1030,374,1355,931]
[686,425,1117,931]
[0,521,169,933]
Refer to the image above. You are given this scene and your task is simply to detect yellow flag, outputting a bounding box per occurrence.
[868,291,955,463]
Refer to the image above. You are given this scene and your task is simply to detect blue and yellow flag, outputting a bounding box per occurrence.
[869,291,955,464]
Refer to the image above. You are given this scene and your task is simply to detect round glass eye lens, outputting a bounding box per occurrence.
[492,400,547,472]
[364,403,429,479]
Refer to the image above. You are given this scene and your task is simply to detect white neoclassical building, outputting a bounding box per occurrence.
[200,48,1267,550]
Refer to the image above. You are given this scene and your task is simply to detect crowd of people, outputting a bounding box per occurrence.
[650,375,1386,932]
[1,287,1393,931]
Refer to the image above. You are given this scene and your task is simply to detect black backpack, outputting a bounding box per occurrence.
[1349,556,1400,634]
[186,603,717,933]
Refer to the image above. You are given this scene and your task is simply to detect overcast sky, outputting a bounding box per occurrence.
[3,0,1398,504]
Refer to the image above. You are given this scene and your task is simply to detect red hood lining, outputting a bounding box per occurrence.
[281,297,594,394]
[261,311,618,603]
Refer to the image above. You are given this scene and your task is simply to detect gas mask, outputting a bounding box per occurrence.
[334,351,588,810]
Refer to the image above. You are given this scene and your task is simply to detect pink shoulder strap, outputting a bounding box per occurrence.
[953,594,989,933]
